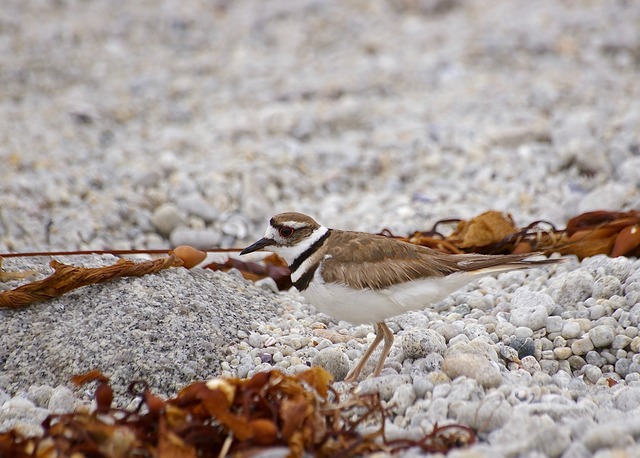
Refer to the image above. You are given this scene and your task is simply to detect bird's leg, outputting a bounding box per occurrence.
[344,322,385,382]
[372,322,394,377]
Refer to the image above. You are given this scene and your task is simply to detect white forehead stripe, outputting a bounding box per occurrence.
[276,220,309,229]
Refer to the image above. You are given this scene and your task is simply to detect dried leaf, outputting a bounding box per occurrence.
[296,366,333,398]
[95,382,114,414]
[0,368,477,457]
[449,211,519,249]
[611,225,640,257]
[201,389,254,441]
[565,210,638,236]
[158,417,197,458]
[249,419,278,446]
[71,370,110,386]
[280,398,313,442]
[205,258,292,290]
[557,228,618,258]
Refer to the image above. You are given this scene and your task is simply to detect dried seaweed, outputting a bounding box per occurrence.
[0,255,182,308]
[0,369,476,457]
[205,254,293,290]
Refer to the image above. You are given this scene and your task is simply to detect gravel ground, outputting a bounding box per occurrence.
[1,0,640,456]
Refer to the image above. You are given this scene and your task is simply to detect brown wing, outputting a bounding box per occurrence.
[321,230,561,290]
[321,231,459,290]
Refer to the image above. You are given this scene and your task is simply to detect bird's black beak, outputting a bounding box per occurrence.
[240,237,275,255]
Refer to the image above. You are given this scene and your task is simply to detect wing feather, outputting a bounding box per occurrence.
[321,230,561,290]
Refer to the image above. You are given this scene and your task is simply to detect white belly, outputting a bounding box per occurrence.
[301,270,478,325]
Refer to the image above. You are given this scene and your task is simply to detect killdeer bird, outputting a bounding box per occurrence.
[241,212,562,381]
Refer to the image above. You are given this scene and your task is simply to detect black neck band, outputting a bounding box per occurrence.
[289,229,331,274]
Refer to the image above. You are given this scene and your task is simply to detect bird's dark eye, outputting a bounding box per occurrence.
[279,226,295,238]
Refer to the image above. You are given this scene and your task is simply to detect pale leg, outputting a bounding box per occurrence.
[372,322,394,377]
[344,322,393,381]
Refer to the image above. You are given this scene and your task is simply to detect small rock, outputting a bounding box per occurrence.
[495,321,516,338]
[170,227,221,249]
[571,338,595,356]
[426,397,449,424]
[562,321,582,339]
[0,390,9,406]
[510,305,548,331]
[581,418,640,451]
[583,365,603,384]
[175,194,219,222]
[221,213,250,240]
[512,288,557,314]
[521,355,541,374]
[615,358,632,378]
[48,386,76,414]
[236,364,252,378]
[553,270,594,306]
[463,323,486,340]
[553,347,572,360]
[625,326,638,338]
[514,326,534,338]
[593,275,622,299]
[588,325,615,348]
[432,383,451,399]
[562,443,592,458]
[450,397,511,433]
[447,340,499,363]
[578,183,628,214]
[151,203,185,236]
[585,350,605,367]
[448,333,470,346]
[612,334,632,350]
[401,329,446,359]
[553,336,567,348]
[412,376,434,398]
[500,345,520,362]
[442,354,502,389]
[540,360,559,375]
[568,355,587,371]
[27,385,54,408]
[421,353,444,372]
[589,304,606,320]
[258,353,272,364]
[436,323,464,342]
[488,409,571,457]
[447,378,482,403]
[387,384,416,415]
[248,332,263,348]
[546,316,563,333]
[255,277,279,293]
[510,337,536,359]
[312,347,350,381]
[357,375,412,401]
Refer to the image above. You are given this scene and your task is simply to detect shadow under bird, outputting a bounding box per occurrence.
[241,212,563,381]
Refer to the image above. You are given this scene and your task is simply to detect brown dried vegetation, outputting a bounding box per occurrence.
[0,369,475,457]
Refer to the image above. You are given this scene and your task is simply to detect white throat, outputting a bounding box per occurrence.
[269,225,329,265]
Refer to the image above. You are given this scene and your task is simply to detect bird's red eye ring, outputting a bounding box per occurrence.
[279,226,295,238]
